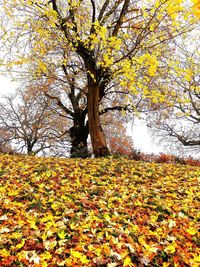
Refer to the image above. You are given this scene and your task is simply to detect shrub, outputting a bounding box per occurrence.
[155,153,174,163]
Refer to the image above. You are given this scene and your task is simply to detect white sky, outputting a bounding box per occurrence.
[128,120,165,155]
[0,76,18,97]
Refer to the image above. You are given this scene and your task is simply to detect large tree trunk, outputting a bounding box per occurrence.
[87,80,110,157]
[76,43,109,157]
[27,140,35,155]
[69,112,89,158]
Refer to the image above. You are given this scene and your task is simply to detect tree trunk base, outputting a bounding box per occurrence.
[93,146,110,157]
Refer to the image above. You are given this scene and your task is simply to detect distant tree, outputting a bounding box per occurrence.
[147,35,200,155]
[36,67,89,158]
[0,127,14,154]
[0,87,70,156]
[101,111,134,156]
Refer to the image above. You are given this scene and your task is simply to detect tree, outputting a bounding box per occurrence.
[0,127,14,154]
[0,0,198,157]
[147,33,200,155]
[36,65,90,158]
[0,87,70,155]
[102,111,134,156]
[34,77,136,158]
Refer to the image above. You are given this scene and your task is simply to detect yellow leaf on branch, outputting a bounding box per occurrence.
[192,0,200,17]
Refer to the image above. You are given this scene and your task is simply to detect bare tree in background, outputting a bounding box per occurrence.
[0,127,14,154]
[0,87,70,156]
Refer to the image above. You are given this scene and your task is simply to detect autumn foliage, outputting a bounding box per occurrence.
[0,154,199,266]
[129,151,200,167]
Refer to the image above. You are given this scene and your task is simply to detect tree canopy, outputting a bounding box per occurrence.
[0,87,70,155]
[0,0,199,156]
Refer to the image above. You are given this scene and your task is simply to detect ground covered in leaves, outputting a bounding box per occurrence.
[0,154,199,267]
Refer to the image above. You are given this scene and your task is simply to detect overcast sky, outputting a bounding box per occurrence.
[0,75,18,97]
[0,74,167,156]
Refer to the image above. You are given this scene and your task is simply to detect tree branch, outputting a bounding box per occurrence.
[44,91,74,117]
[90,0,96,34]
[100,105,132,115]
[98,0,110,22]
[112,0,130,36]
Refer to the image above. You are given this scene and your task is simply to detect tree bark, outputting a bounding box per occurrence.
[75,42,110,157]
[27,140,35,155]
[69,112,89,158]
[87,79,110,157]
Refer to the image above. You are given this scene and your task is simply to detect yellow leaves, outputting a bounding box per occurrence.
[0,248,10,257]
[192,0,200,18]
[101,54,114,68]
[40,251,52,261]
[0,155,199,266]
[114,59,137,90]
[51,202,59,211]
[136,53,159,77]
[70,222,76,230]
[147,56,159,77]
[41,213,54,223]
[41,229,55,241]
[138,235,159,253]
[85,21,122,69]
[166,0,184,20]
[164,242,177,254]
[44,8,58,21]
[193,254,200,262]
[184,68,193,81]
[157,13,163,21]
[68,0,81,9]
[57,230,66,239]
[104,213,111,221]
[108,36,122,51]
[131,223,139,233]
[123,256,134,266]
[37,61,48,74]
[87,70,96,82]
[86,20,108,50]
[43,240,57,250]
[70,249,90,264]
[102,244,111,256]
[41,261,48,267]
[16,239,25,250]
[10,231,22,239]
[138,235,146,246]
[4,59,29,69]
[186,227,198,235]
[148,65,157,77]
[135,200,143,206]
[28,219,38,230]
[143,11,149,19]
[144,89,166,104]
